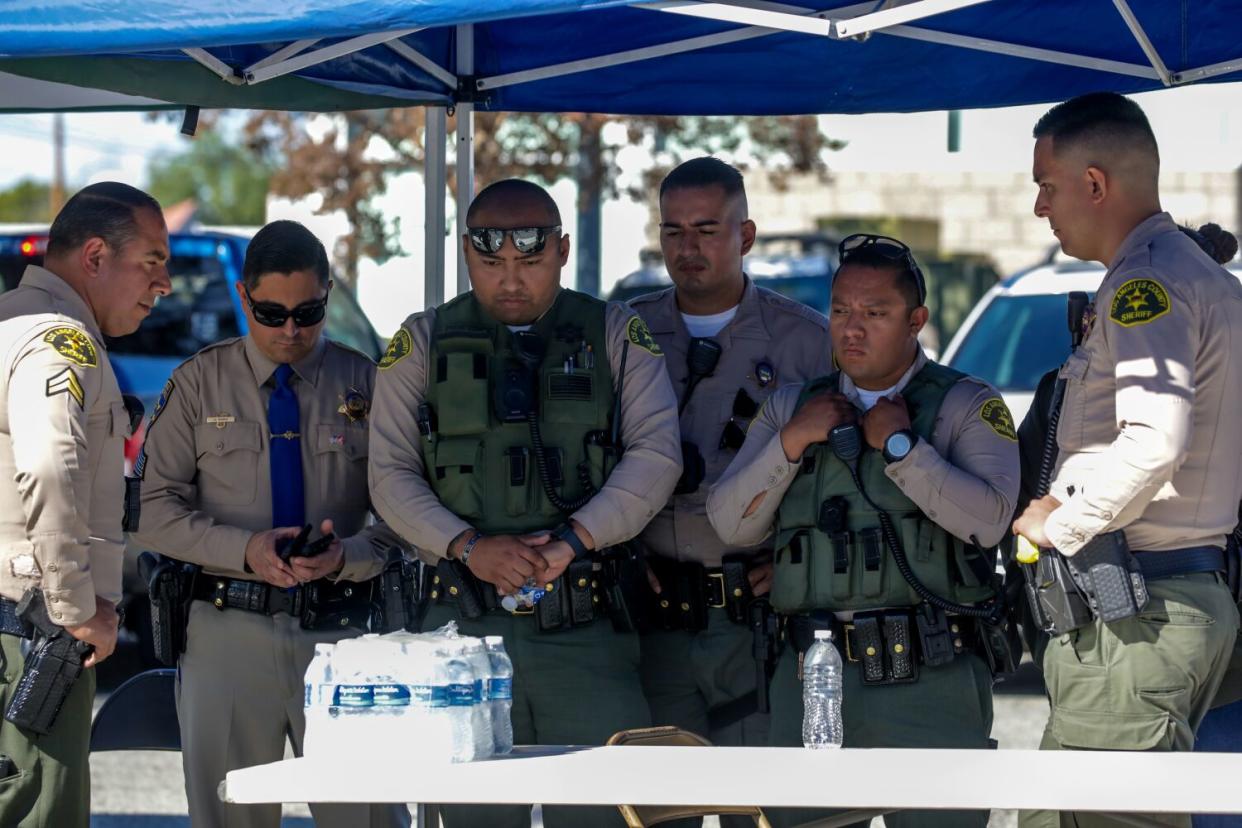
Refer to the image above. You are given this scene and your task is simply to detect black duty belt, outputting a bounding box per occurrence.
[0,598,27,638]
[432,558,607,633]
[785,608,977,686]
[191,575,374,631]
[647,554,757,631]
[1133,546,1226,580]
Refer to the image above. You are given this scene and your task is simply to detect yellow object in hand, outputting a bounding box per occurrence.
[1016,535,1041,564]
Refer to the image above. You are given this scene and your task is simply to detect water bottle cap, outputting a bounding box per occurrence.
[813,629,833,640]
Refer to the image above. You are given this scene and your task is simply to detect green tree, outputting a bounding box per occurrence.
[146,129,272,227]
[0,179,52,223]
[241,110,845,292]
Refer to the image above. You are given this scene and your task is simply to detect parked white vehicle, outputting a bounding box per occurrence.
[940,253,1242,426]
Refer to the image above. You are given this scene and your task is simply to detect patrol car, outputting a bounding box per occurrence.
[941,251,1242,425]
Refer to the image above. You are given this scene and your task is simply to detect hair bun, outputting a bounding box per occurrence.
[1197,223,1239,264]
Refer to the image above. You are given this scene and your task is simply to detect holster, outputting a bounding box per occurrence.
[139,551,198,667]
[1022,551,1093,636]
[301,579,374,631]
[1065,530,1148,623]
[599,542,648,634]
[4,590,91,735]
[376,547,422,633]
[433,559,496,619]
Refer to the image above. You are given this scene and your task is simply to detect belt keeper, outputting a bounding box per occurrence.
[211,579,228,610]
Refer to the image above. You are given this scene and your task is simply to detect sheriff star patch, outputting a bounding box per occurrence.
[43,327,97,368]
[45,367,84,409]
[1109,278,1171,327]
[378,328,412,370]
[980,397,1017,442]
[626,316,663,356]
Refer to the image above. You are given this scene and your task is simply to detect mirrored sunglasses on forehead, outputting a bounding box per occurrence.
[245,287,330,328]
[468,225,562,256]
[837,233,928,305]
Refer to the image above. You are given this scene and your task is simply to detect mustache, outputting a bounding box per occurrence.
[674,257,709,270]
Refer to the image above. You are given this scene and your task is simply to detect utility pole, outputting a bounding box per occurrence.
[50,114,66,214]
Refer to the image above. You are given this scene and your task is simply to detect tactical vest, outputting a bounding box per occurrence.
[770,362,997,613]
[422,289,615,535]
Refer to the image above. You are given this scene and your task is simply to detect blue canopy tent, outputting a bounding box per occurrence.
[2,0,1241,307]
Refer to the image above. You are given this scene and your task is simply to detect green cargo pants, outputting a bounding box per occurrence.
[640,608,771,828]
[1020,573,1239,828]
[0,631,95,828]
[766,635,994,828]
[422,602,652,828]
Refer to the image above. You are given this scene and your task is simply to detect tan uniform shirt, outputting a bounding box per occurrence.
[134,335,402,582]
[368,291,683,557]
[630,279,833,566]
[0,266,125,626]
[708,350,1020,549]
[1045,212,1242,554]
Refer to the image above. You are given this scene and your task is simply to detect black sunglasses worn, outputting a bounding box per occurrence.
[837,233,928,306]
[468,225,562,256]
[246,287,331,328]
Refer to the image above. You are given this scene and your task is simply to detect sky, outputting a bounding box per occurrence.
[0,82,1239,334]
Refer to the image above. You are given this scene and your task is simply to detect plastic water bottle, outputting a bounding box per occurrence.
[302,643,334,754]
[483,636,514,754]
[439,642,479,762]
[802,629,843,750]
[460,638,495,759]
[500,578,546,612]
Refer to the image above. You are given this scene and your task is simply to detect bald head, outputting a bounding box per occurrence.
[1033,92,1159,192]
[466,179,561,228]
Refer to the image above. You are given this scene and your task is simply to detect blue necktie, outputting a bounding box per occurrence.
[268,363,305,528]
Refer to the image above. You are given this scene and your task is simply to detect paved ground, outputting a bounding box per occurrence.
[89,638,1049,827]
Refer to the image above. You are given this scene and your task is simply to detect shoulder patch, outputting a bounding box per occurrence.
[46,367,84,409]
[378,328,413,370]
[626,316,663,356]
[149,378,175,429]
[979,397,1017,442]
[1109,278,1171,327]
[43,326,97,368]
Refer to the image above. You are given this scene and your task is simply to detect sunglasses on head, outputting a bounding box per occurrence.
[468,225,561,256]
[245,287,330,328]
[837,233,928,306]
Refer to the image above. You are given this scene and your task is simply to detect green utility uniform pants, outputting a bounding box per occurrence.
[0,631,94,828]
[640,608,770,828]
[1020,573,1239,828]
[766,633,995,828]
[422,602,652,828]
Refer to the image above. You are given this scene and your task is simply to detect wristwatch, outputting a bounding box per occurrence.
[552,524,591,560]
[882,429,917,464]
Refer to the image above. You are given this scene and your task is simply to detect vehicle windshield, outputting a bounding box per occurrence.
[946,294,1088,392]
[107,254,240,355]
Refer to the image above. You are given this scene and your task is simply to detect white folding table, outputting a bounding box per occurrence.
[222,745,1242,826]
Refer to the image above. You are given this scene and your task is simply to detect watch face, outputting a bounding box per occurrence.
[886,431,913,459]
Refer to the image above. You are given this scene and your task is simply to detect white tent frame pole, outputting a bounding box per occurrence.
[183,48,243,84]
[244,29,422,84]
[478,0,1157,91]
[1175,55,1242,84]
[641,1,831,35]
[455,24,476,298]
[386,40,459,89]
[830,0,991,39]
[246,39,320,74]
[424,106,448,310]
[1110,0,1172,86]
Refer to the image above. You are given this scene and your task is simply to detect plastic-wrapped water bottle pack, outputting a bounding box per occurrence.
[303,622,515,762]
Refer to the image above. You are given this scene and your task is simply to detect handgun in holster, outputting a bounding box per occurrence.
[376,547,422,633]
[1025,551,1093,635]
[3,589,92,735]
[139,551,198,667]
[749,597,779,714]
